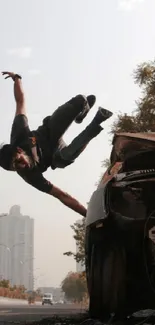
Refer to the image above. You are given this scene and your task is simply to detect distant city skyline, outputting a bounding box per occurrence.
[0,205,34,291]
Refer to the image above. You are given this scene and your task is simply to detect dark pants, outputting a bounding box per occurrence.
[39,95,103,169]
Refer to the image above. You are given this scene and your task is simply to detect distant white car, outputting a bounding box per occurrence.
[42,293,53,305]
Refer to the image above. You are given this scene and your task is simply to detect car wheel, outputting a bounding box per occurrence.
[85,226,126,320]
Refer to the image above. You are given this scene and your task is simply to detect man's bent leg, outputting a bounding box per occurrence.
[51,107,113,169]
[51,122,103,169]
[48,95,90,146]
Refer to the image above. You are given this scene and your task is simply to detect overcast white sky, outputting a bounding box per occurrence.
[0,0,153,287]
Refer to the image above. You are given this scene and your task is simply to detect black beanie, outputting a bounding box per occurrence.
[0,144,15,171]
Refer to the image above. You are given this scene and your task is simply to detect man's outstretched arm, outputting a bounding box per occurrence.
[18,169,87,217]
[2,71,26,116]
[50,185,87,217]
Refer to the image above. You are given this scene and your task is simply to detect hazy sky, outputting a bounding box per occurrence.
[0,0,154,287]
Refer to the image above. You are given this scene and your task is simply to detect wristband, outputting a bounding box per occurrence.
[13,74,22,81]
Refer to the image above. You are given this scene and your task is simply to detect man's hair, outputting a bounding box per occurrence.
[0,144,15,171]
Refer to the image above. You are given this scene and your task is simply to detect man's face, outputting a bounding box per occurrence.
[12,149,31,170]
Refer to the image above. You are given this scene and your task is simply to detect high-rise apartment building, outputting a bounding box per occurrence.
[0,205,34,291]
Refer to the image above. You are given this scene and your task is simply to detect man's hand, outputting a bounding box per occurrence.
[2,71,16,80]
[50,185,87,217]
[2,71,25,116]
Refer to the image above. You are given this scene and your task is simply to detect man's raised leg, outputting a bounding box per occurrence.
[47,95,96,146]
[51,107,113,169]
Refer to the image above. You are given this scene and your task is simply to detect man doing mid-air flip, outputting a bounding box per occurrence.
[0,72,113,217]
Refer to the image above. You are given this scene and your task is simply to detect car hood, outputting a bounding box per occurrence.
[111,132,155,163]
[100,132,155,186]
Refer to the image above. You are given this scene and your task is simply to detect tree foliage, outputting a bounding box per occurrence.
[61,272,87,302]
[112,60,155,133]
[0,279,27,299]
[0,279,10,288]
[63,218,85,265]
[64,59,155,265]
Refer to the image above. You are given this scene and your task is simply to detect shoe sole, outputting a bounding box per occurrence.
[75,95,96,123]
[87,95,96,109]
[99,107,113,118]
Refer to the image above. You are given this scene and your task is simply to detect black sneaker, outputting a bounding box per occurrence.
[92,107,113,125]
[75,94,96,123]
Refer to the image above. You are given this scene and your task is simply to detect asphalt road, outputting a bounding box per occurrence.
[0,303,87,324]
